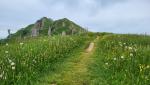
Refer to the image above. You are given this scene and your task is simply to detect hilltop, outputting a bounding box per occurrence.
[8,17,86,39]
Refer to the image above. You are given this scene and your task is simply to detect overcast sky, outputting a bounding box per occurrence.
[0,0,150,39]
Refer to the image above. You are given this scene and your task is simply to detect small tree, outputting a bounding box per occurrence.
[8,29,11,35]
[8,29,11,38]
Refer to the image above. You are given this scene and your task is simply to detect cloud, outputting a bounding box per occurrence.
[90,0,150,33]
[0,0,150,39]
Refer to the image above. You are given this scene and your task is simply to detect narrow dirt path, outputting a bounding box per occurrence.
[58,42,95,85]
[51,37,99,85]
[36,37,99,85]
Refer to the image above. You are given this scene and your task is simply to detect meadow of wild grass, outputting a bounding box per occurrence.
[0,33,150,85]
[89,34,150,85]
[0,35,89,85]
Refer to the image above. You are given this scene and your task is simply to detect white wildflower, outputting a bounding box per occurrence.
[12,66,15,70]
[2,71,4,74]
[0,71,4,78]
[146,65,150,69]
[128,47,132,50]
[20,42,24,45]
[134,48,137,52]
[6,43,8,46]
[114,58,117,60]
[33,59,36,63]
[130,53,133,56]
[105,63,108,65]
[123,43,126,45]
[5,51,8,54]
[11,62,15,66]
[121,56,124,59]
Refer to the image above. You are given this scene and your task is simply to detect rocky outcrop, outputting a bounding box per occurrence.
[9,17,86,38]
[35,17,47,29]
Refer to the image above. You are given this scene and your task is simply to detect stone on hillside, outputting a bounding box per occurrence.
[48,26,51,36]
[62,22,65,27]
[31,28,39,37]
[71,28,76,35]
[62,31,66,36]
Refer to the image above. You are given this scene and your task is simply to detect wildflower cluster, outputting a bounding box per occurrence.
[0,36,89,84]
[93,34,150,85]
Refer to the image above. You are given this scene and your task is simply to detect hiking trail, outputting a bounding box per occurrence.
[37,37,99,85]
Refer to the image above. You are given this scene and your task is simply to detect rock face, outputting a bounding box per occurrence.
[31,17,46,36]
[35,21,42,29]
[34,17,47,30]
[34,21,42,30]
[31,17,86,36]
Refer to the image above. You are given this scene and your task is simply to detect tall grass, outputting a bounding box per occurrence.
[89,34,150,85]
[0,35,89,85]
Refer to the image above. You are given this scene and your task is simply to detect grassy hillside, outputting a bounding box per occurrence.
[10,24,34,38]
[0,31,150,85]
[52,18,85,35]
[8,17,85,39]
[89,34,150,85]
[0,35,91,85]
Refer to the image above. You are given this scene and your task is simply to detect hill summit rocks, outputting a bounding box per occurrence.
[10,17,86,38]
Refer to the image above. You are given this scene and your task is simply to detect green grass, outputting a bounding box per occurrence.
[1,33,150,85]
[34,36,96,85]
[34,39,91,85]
[89,34,150,85]
[0,35,91,85]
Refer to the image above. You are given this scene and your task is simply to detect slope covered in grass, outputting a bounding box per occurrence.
[35,38,98,85]
[89,34,150,85]
[8,17,85,39]
[1,33,150,85]
[0,35,91,85]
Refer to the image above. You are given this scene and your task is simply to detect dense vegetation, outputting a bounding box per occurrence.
[0,35,90,85]
[89,34,150,85]
[1,30,150,85]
